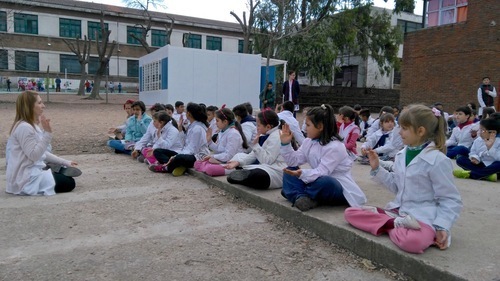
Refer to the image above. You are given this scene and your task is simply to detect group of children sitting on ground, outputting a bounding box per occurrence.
[105,98,500,254]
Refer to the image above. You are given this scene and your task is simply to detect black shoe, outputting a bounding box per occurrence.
[227,170,251,184]
[294,197,318,212]
[48,164,82,177]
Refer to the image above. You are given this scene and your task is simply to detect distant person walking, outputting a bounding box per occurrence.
[477,76,497,117]
[282,70,300,117]
[118,82,122,93]
[109,81,115,93]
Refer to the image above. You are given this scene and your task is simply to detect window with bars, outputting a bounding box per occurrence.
[0,11,6,32]
[183,33,201,49]
[60,18,81,38]
[127,60,139,77]
[60,54,80,73]
[14,13,38,34]
[141,61,161,91]
[152,29,167,47]
[334,65,358,87]
[206,36,222,51]
[15,51,39,71]
[88,21,109,41]
[127,26,144,45]
[0,50,8,70]
[427,0,468,27]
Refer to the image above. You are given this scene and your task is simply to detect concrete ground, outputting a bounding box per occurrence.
[0,154,407,281]
[1,153,498,280]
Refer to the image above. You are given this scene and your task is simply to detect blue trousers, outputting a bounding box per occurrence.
[107,140,132,155]
[282,167,347,206]
[446,145,470,159]
[456,156,500,179]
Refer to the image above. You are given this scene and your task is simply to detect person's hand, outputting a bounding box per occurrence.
[40,115,52,133]
[434,230,449,250]
[485,133,496,149]
[131,150,140,159]
[206,127,213,142]
[146,149,154,158]
[202,155,211,161]
[361,148,368,156]
[283,167,301,177]
[224,161,240,169]
[252,134,260,145]
[70,161,78,167]
[178,116,184,131]
[136,113,142,121]
[366,149,379,170]
[485,89,490,94]
[471,158,480,165]
[280,123,293,145]
[108,127,117,134]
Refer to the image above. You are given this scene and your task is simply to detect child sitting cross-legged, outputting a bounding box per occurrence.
[344,105,463,254]
[224,109,287,189]
[194,107,249,176]
[454,117,500,182]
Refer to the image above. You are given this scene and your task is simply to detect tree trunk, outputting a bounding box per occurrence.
[77,69,87,96]
[88,75,104,100]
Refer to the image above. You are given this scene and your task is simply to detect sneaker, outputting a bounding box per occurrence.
[227,170,251,184]
[149,164,166,173]
[172,166,186,177]
[485,173,497,182]
[394,215,421,230]
[453,169,470,179]
[360,205,378,213]
[137,155,145,163]
[294,196,318,212]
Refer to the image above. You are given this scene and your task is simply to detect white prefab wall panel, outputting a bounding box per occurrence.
[140,45,260,109]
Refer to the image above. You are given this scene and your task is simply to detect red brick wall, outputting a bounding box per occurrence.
[401,0,500,113]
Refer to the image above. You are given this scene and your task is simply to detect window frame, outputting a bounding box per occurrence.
[127,60,139,77]
[151,29,167,47]
[14,13,38,34]
[427,0,468,27]
[88,21,109,41]
[15,51,39,71]
[127,26,144,45]
[0,49,8,70]
[0,11,7,32]
[206,36,222,51]
[183,33,202,49]
[60,54,81,74]
[59,18,82,39]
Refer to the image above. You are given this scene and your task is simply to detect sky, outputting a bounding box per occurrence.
[77,0,424,23]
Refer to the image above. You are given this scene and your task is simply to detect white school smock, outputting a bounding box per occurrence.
[152,121,183,152]
[445,123,475,148]
[133,121,156,150]
[209,126,245,163]
[179,121,210,160]
[373,143,462,231]
[230,127,287,188]
[361,128,393,152]
[280,138,367,207]
[469,137,500,166]
[278,110,305,145]
[373,126,403,158]
[6,122,71,195]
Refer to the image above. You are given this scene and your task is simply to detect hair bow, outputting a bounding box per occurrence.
[431,107,441,117]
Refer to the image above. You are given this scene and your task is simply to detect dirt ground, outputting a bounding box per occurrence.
[0,92,408,280]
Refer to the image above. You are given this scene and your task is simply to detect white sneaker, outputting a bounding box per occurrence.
[394,215,421,230]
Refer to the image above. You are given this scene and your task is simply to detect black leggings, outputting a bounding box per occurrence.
[153,149,196,173]
[53,172,76,193]
[238,168,271,190]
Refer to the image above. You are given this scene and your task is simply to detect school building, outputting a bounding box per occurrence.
[0,0,245,90]
[401,0,500,112]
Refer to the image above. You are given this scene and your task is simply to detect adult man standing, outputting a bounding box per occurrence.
[282,70,300,117]
[477,76,497,117]
[55,76,61,92]
[260,82,276,110]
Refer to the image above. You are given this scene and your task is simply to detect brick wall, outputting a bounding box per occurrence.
[401,0,500,113]
[297,86,400,112]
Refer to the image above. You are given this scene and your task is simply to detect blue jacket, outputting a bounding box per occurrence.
[125,113,152,142]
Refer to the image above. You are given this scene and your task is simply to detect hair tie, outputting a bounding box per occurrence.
[321,104,326,110]
[431,107,441,117]
[221,104,226,109]
[218,108,228,120]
